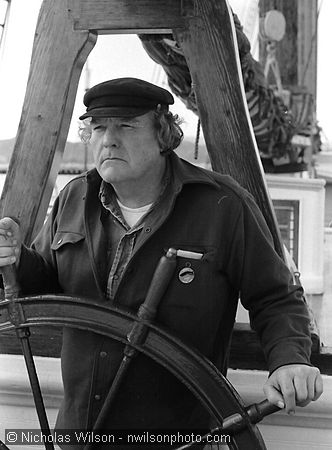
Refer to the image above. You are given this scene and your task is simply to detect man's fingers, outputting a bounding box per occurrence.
[0,229,14,241]
[0,217,18,231]
[0,243,17,267]
[0,255,17,266]
[296,370,323,406]
[303,367,323,402]
[0,218,21,268]
[0,239,17,257]
[278,377,296,414]
[265,365,323,415]
[313,371,324,401]
[264,371,296,414]
[263,383,285,410]
[0,246,16,257]
[295,374,311,407]
[0,238,17,248]
[293,375,308,404]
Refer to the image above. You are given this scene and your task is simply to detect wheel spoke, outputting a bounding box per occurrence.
[0,295,269,449]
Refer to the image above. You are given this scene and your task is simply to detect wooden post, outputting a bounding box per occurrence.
[176,0,284,257]
[0,0,96,244]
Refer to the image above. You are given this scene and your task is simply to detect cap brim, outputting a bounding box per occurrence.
[79,106,153,120]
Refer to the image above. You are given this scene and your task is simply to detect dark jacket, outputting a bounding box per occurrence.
[17,153,311,433]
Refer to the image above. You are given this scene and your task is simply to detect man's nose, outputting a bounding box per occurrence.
[103,124,119,147]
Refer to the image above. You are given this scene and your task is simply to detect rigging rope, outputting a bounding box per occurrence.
[138,10,311,169]
[0,0,11,58]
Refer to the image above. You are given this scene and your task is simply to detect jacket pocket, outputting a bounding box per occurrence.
[51,231,85,250]
[50,231,88,293]
[161,244,218,306]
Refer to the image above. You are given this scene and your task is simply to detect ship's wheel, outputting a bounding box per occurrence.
[0,293,279,450]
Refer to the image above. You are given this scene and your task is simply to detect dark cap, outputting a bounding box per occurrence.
[79,77,174,120]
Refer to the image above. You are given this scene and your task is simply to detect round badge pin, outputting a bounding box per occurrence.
[178,267,195,284]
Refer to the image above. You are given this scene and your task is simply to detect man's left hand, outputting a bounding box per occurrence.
[263,364,323,414]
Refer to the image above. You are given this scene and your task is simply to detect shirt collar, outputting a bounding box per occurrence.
[97,162,171,231]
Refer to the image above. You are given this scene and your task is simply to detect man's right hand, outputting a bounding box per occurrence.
[0,217,22,267]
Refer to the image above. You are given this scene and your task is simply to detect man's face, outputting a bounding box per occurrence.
[89,112,164,186]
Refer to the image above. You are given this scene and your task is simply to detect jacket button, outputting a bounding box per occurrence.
[94,394,101,401]
[57,238,62,244]
[145,227,151,233]
[100,351,107,358]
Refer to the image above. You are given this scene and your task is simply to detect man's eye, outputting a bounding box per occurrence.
[93,125,105,131]
[120,123,133,128]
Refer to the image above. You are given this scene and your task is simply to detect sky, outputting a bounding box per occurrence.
[0,0,331,147]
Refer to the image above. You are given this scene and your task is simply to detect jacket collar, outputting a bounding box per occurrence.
[86,167,102,187]
[169,152,220,192]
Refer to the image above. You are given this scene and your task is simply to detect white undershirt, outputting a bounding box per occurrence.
[117,199,153,228]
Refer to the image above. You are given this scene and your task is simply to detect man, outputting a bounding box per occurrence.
[0,78,322,445]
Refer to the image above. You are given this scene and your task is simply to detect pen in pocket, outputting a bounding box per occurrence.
[176,249,203,260]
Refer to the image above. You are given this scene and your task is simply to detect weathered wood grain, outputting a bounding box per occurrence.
[175,0,284,258]
[69,0,185,33]
[0,0,97,243]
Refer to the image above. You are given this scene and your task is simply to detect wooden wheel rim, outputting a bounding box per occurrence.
[0,295,267,449]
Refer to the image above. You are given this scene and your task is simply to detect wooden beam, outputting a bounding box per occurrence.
[175,0,284,258]
[0,0,97,244]
[69,0,186,33]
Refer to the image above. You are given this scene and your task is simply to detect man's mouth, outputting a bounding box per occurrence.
[102,157,124,162]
